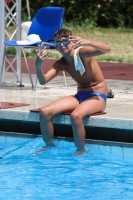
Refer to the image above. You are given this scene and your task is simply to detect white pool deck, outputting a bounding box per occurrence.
[0,72,133,130]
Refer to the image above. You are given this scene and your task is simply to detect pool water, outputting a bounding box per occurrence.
[0,132,133,200]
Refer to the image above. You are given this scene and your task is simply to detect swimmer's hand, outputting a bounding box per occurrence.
[35,45,50,68]
[37,45,50,61]
[68,36,90,49]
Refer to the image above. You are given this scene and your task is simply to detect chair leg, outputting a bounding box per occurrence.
[62,71,68,89]
[0,46,6,87]
[22,47,34,88]
[33,75,38,91]
[58,52,68,88]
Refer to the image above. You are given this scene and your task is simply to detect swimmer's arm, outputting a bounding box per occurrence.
[69,36,111,54]
[35,46,60,85]
[85,40,111,54]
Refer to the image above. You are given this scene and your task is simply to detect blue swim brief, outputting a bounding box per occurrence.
[75,91,107,104]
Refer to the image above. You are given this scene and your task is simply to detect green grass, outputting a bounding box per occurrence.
[6,25,133,62]
[66,26,133,63]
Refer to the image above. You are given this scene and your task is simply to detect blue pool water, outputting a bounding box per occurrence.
[0,132,133,200]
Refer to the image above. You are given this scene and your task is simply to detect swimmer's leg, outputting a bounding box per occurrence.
[39,96,79,145]
[70,96,106,155]
[35,96,79,155]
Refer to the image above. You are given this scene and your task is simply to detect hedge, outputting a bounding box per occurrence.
[21,0,133,28]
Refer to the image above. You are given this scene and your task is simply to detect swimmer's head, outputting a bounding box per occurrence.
[54,28,72,42]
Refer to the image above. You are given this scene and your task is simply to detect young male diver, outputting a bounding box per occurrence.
[34,28,111,155]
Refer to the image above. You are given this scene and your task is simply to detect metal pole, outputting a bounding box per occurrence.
[0,0,5,86]
[0,0,23,87]
[16,0,22,86]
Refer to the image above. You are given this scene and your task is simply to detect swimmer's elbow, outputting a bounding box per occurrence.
[40,81,44,85]
[38,79,45,85]
[105,46,111,53]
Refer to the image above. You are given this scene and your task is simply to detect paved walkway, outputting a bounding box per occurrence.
[0,59,133,142]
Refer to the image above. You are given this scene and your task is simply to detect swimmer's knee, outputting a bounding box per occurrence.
[40,106,46,115]
[70,111,83,124]
[39,106,51,118]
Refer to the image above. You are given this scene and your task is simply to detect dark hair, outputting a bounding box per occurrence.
[54,28,72,41]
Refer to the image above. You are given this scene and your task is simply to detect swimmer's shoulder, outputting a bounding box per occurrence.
[52,56,67,71]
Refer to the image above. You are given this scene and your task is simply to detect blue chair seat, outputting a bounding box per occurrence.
[4,40,55,49]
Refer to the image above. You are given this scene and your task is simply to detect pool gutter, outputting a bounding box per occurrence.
[0,110,133,143]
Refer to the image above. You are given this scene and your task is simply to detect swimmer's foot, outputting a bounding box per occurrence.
[32,146,50,155]
[74,148,88,156]
[32,143,56,155]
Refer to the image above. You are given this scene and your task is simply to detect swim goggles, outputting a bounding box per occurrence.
[55,40,70,48]
[39,39,70,49]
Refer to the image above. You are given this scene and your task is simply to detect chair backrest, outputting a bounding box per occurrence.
[28,7,64,42]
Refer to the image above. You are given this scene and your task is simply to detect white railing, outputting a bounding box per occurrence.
[0,0,22,87]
